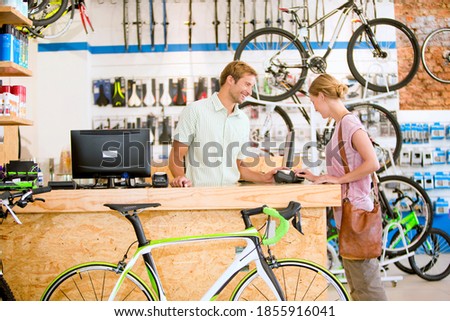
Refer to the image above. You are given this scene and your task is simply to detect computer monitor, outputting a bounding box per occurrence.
[70,129,151,188]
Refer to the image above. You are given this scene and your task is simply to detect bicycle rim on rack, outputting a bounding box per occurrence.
[29,0,70,27]
[239,101,294,158]
[234,27,308,102]
[347,18,420,93]
[378,175,433,257]
[421,28,450,84]
[230,259,350,301]
[41,262,156,301]
[26,0,75,39]
[346,103,402,173]
[409,228,450,281]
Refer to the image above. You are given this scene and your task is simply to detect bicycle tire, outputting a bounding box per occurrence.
[323,103,402,173]
[234,27,308,102]
[347,103,402,173]
[40,262,157,301]
[0,275,16,301]
[26,0,75,39]
[409,228,450,281]
[230,259,350,301]
[393,259,416,275]
[347,18,420,93]
[378,175,433,257]
[29,0,69,27]
[421,28,450,84]
[239,101,294,157]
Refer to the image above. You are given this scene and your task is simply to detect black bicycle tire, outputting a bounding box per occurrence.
[234,27,308,102]
[323,103,402,173]
[26,0,75,39]
[230,259,350,301]
[347,18,420,92]
[347,103,402,173]
[0,275,15,301]
[421,28,450,84]
[239,101,294,156]
[379,175,433,257]
[393,259,415,274]
[409,228,450,281]
[29,0,70,27]
[40,262,156,301]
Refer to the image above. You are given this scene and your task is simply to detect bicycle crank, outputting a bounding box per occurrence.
[309,56,327,74]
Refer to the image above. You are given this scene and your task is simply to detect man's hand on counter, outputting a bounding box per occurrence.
[170,176,193,188]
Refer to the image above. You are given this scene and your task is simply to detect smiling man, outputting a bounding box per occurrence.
[169,61,280,187]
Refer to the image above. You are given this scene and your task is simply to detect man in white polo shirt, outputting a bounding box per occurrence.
[169,61,279,187]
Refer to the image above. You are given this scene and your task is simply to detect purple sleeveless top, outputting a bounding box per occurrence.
[326,114,374,228]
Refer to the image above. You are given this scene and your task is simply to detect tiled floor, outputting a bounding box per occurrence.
[382,262,450,301]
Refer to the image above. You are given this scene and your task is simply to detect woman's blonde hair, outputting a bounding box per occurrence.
[308,74,348,100]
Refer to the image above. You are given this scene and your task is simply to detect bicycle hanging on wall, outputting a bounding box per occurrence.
[234,0,421,102]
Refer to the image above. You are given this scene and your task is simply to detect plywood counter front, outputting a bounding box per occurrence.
[0,183,340,300]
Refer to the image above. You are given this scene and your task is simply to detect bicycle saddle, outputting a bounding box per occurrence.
[104,203,161,213]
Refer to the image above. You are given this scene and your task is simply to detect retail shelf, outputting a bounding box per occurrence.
[0,116,33,126]
[0,61,32,77]
[0,6,32,26]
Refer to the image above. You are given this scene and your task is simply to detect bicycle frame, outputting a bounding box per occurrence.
[108,226,285,301]
[288,0,370,61]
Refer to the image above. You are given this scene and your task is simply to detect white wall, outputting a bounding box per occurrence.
[16,0,398,173]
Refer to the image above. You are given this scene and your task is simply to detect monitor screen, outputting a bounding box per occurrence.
[71,129,151,187]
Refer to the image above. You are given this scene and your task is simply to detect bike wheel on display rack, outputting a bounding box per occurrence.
[234,28,308,102]
[409,228,450,281]
[421,28,450,84]
[347,18,421,93]
[238,100,294,157]
[378,175,433,257]
[28,0,70,27]
[319,103,402,173]
[26,0,75,39]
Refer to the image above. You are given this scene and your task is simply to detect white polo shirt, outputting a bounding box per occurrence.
[173,92,250,187]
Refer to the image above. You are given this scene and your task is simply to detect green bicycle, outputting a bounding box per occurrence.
[41,201,349,301]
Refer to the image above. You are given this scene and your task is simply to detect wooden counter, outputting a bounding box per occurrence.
[0,183,340,300]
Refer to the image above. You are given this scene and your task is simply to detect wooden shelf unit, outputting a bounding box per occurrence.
[0,6,32,26]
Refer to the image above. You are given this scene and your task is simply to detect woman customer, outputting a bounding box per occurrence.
[295,74,387,301]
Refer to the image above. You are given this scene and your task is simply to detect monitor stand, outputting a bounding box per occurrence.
[107,178,116,189]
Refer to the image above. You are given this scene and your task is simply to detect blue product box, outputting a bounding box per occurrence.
[430,122,445,140]
[433,148,446,165]
[413,172,424,188]
[433,172,449,189]
[434,197,449,215]
[423,172,434,190]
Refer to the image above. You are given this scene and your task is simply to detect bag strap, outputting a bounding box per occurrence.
[338,114,379,201]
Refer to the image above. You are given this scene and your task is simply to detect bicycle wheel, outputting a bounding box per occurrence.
[378,175,433,257]
[230,259,350,301]
[409,228,450,281]
[239,101,294,157]
[41,262,156,301]
[0,275,15,301]
[324,103,402,173]
[26,0,75,39]
[347,103,402,173]
[421,28,450,84]
[234,27,309,102]
[29,0,69,27]
[347,18,420,93]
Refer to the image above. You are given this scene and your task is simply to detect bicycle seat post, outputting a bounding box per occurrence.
[124,211,149,247]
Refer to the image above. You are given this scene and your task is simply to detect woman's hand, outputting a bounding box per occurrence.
[293,168,317,182]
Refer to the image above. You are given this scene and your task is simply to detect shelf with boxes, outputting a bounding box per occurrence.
[0,4,33,165]
[399,120,450,217]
